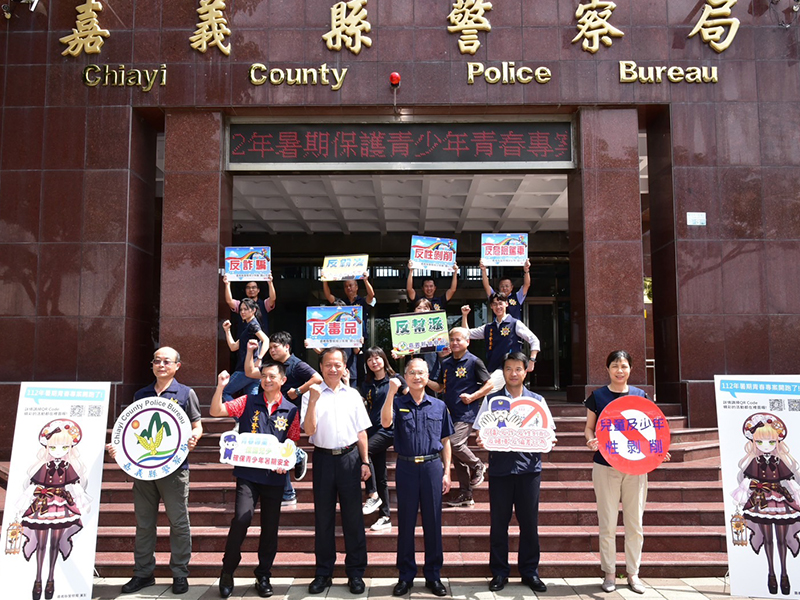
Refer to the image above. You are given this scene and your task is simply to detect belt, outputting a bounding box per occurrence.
[397,453,440,464]
[314,442,357,456]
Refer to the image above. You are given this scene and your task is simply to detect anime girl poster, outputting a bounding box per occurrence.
[0,382,109,600]
[715,375,800,599]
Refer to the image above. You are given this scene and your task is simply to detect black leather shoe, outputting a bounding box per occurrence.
[44,579,54,600]
[425,580,447,596]
[781,573,790,595]
[256,576,273,598]
[172,577,189,594]
[121,575,156,594]
[32,580,42,600]
[489,575,508,591]
[349,577,366,594]
[219,571,234,598]
[392,580,414,596]
[308,576,332,594]
[768,573,778,595]
[522,575,547,593]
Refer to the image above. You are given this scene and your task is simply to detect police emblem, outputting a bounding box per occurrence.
[433,304,441,310]
[509,298,517,306]
[500,326,511,337]
[455,366,467,378]
[275,416,288,431]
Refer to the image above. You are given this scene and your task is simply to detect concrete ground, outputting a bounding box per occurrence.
[90,576,773,600]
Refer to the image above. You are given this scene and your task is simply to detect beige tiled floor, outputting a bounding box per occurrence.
[90,576,775,600]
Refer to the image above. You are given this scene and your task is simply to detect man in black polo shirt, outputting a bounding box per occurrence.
[223,274,277,335]
[406,260,458,312]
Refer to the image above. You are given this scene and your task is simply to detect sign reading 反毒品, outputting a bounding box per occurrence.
[481,233,529,267]
[410,236,457,274]
[715,375,800,600]
[306,306,363,349]
[321,254,369,281]
[224,247,271,281]
[595,395,671,475]
[390,310,449,356]
[0,382,110,600]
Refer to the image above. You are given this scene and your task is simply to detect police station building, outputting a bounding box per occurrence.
[1,0,798,438]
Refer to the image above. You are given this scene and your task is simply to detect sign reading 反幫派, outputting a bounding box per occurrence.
[475,394,556,453]
[480,233,529,267]
[224,247,271,281]
[306,306,363,349]
[595,396,671,475]
[410,236,457,274]
[219,430,298,471]
[110,397,192,481]
[321,254,369,281]
[715,375,800,600]
[0,382,110,600]
[390,310,448,356]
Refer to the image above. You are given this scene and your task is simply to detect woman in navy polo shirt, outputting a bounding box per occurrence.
[221,298,269,401]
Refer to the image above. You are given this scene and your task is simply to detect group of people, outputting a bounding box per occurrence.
[106,261,666,599]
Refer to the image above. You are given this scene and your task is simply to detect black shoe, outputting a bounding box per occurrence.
[32,580,42,600]
[425,580,447,596]
[121,575,156,594]
[349,577,366,594]
[392,580,414,596]
[308,576,332,594]
[219,571,234,598]
[172,577,189,594]
[44,580,54,600]
[256,576,273,598]
[768,573,778,595]
[522,575,547,593]
[489,575,508,591]
[781,573,790,595]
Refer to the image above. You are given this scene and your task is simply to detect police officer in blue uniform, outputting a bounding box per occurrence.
[473,352,554,593]
[462,292,540,372]
[382,358,454,597]
[210,361,301,599]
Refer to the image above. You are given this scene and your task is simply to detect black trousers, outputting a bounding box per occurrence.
[222,478,284,578]
[365,428,394,518]
[488,471,542,578]
[312,449,367,578]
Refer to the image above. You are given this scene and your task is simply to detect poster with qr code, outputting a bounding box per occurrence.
[714,374,800,599]
[0,382,110,600]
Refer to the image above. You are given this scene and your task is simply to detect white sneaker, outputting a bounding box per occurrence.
[370,516,392,531]
[362,496,383,515]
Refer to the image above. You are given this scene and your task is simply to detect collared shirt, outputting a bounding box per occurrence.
[308,381,372,449]
[232,296,273,335]
[280,354,318,396]
[473,387,554,475]
[361,375,402,432]
[392,392,455,457]
[424,295,448,312]
[488,286,527,320]
[467,313,540,371]
[134,379,201,471]
[435,350,490,424]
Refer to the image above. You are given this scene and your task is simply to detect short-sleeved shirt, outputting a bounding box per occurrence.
[392,392,455,457]
[308,381,372,449]
[474,387,553,476]
[232,297,273,335]
[488,286,527,320]
[235,318,263,371]
[423,295,448,312]
[435,351,490,423]
[585,385,647,467]
[280,354,318,398]
[134,379,201,470]
[361,375,401,433]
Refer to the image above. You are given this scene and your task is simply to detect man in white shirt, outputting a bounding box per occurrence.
[304,347,372,595]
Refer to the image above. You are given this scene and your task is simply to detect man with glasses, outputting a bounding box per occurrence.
[223,274,277,335]
[111,347,203,595]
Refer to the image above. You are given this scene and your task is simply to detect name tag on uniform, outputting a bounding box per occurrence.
[399,409,410,412]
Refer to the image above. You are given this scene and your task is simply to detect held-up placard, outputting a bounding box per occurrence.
[476,394,556,453]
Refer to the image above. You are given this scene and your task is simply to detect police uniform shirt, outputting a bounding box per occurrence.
[435,351,490,423]
[488,286,527,321]
[361,375,403,432]
[392,392,455,457]
[134,379,201,470]
[309,382,372,449]
[424,295,448,312]
[235,318,263,371]
[467,314,540,372]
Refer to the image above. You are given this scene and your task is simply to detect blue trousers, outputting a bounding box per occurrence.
[395,457,444,582]
[488,471,542,578]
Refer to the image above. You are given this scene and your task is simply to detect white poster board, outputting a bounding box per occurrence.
[715,375,800,599]
[0,382,110,600]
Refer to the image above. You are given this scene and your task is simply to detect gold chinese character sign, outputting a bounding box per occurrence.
[190,0,232,56]
[323,0,372,55]
[688,0,739,53]
[60,0,110,57]
[447,0,493,55]
[572,0,624,54]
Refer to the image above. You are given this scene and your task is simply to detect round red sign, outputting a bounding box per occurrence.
[595,395,671,475]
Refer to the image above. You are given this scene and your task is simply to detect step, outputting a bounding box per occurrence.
[91,550,729,578]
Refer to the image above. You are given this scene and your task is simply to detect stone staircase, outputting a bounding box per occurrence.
[2,402,728,578]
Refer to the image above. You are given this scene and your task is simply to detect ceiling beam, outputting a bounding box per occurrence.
[454,176,482,234]
[418,176,431,234]
[492,178,525,232]
[270,178,313,234]
[321,176,350,235]
[530,189,567,233]
[371,175,388,236]
[235,195,277,235]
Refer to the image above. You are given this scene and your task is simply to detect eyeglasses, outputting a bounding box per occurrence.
[151,359,177,366]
